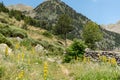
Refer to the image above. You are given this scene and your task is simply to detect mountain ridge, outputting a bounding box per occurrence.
[7,4,33,11]
[103,21,120,34]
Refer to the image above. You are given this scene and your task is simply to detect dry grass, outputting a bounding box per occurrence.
[0,45,120,80]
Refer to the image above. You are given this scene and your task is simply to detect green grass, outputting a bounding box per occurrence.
[65,62,120,80]
[0,33,13,48]
[0,43,120,80]
[0,25,28,38]
[42,31,53,38]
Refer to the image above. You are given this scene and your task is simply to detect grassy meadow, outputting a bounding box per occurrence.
[0,44,120,80]
[0,5,120,80]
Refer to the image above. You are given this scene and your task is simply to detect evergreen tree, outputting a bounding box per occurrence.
[0,2,9,12]
[54,14,73,47]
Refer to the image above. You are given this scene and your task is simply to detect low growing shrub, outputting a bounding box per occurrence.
[0,33,13,48]
[64,39,87,63]
[0,25,27,38]
[42,31,53,38]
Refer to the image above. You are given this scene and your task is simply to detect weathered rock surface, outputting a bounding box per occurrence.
[35,44,44,53]
[85,51,120,65]
[0,43,12,54]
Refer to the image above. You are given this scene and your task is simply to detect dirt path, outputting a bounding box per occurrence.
[47,57,74,80]
[59,64,74,80]
[59,64,69,76]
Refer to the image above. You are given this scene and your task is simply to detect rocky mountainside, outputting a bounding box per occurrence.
[27,0,120,50]
[1,0,120,50]
[7,4,33,11]
[33,0,90,39]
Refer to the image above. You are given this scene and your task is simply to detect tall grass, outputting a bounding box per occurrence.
[0,45,120,80]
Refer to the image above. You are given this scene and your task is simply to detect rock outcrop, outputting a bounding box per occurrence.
[0,43,12,54]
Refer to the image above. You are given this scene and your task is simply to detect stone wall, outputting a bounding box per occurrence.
[84,51,120,65]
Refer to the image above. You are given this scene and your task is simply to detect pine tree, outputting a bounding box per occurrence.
[54,14,73,47]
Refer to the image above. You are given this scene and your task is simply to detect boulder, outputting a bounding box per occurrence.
[35,44,44,53]
[16,37,23,42]
[0,43,12,54]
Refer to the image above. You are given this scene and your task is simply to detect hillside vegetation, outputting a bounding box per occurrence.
[25,0,120,50]
[0,1,120,80]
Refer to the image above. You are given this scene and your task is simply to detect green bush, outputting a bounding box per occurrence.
[0,25,27,38]
[37,40,64,55]
[20,38,42,50]
[8,9,25,21]
[0,33,13,48]
[0,18,8,24]
[0,2,9,13]
[11,28,27,38]
[64,39,87,63]
[39,40,49,49]
[42,31,53,38]
[20,38,33,50]
[21,24,28,30]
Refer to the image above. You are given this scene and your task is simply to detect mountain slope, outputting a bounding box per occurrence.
[33,0,90,39]
[31,0,120,50]
[104,21,120,34]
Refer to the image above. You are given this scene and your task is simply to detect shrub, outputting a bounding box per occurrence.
[64,39,87,63]
[0,18,8,24]
[0,33,13,48]
[39,40,50,49]
[20,38,33,50]
[20,38,42,50]
[0,2,9,13]
[11,28,27,38]
[0,25,27,38]
[42,31,53,38]
[8,9,25,21]
[21,24,28,30]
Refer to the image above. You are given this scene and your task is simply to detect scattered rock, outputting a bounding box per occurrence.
[0,43,12,54]
[35,44,44,53]
[85,51,120,65]
[16,37,23,42]
[47,58,55,62]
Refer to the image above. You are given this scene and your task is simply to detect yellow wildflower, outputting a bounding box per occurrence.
[87,57,90,63]
[17,54,20,63]
[31,48,35,54]
[83,56,87,63]
[22,52,25,61]
[44,61,48,80]
[15,43,20,49]
[102,56,107,62]
[111,58,117,65]
[18,70,24,79]
[5,47,8,57]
